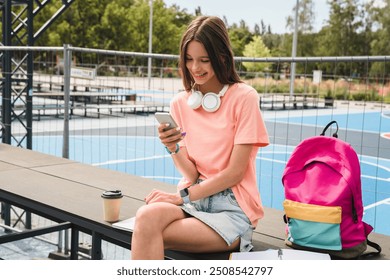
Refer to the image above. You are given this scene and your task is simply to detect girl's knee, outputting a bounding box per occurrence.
[134,203,185,234]
[134,205,160,231]
[135,204,155,220]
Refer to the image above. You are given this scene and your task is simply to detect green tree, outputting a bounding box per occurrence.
[152,0,190,54]
[368,0,390,77]
[116,0,189,54]
[283,0,317,56]
[253,20,267,36]
[34,0,189,54]
[34,0,113,47]
[286,0,315,34]
[33,2,65,46]
[99,0,134,50]
[254,24,260,36]
[370,0,390,55]
[281,1,318,75]
[242,36,271,72]
[315,0,365,76]
[262,33,283,56]
[317,0,362,57]
[228,20,253,57]
[359,0,375,56]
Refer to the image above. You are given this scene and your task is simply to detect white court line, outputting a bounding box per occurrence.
[381,111,390,119]
[361,160,390,175]
[93,151,390,213]
[143,176,181,181]
[364,198,390,210]
[266,110,387,134]
[256,156,390,212]
[93,153,289,167]
[362,174,390,182]
[92,154,169,166]
[256,156,287,165]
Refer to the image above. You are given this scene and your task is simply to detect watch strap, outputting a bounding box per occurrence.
[182,194,190,204]
[180,188,190,204]
[165,143,180,155]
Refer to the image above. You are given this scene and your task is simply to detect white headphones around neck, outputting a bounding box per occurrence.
[187,84,229,112]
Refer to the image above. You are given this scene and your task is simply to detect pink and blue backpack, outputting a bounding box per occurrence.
[282,121,381,259]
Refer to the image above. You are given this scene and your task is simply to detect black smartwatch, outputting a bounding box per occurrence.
[180,188,190,204]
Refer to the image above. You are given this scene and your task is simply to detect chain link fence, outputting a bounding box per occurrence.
[1,46,390,259]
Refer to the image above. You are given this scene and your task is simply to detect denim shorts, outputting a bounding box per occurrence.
[180,187,254,252]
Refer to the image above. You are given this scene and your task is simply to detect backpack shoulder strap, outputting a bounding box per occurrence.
[359,238,382,259]
[320,120,339,138]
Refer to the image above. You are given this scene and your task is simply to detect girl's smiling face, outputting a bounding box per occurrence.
[185,40,220,93]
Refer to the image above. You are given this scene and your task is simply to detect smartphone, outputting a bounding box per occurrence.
[154,112,178,129]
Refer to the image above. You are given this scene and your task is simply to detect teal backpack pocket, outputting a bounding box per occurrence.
[284,199,342,251]
[287,218,342,250]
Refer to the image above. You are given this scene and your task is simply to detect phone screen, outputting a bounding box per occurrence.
[154,112,178,129]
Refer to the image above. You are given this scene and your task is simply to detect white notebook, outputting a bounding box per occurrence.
[112,217,136,232]
[230,249,331,260]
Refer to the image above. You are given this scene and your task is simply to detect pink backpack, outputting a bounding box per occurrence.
[282,121,381,259]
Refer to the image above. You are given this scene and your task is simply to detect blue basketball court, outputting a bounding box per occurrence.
[29,110,390,237]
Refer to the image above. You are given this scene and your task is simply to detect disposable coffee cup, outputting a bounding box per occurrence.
[101,190,123,222]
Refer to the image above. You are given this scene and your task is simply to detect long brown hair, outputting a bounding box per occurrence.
[179,16,242,91]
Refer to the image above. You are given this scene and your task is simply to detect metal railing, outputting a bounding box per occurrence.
[1,46,390,258]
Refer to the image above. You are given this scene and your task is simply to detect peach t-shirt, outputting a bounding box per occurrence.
[170,83,269,227]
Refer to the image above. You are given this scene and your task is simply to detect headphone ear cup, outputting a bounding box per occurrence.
[187,90,203,109]
[202,92,221,112]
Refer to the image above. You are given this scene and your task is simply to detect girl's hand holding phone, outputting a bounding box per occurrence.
[155,113,186,151]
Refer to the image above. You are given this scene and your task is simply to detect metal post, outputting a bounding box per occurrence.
[2,0,12,145]
[62,44,71,159]
[147,0,153,90]
[64,228,70,255]
[290,0,299,96]
[91,232,102,260]
[57,229,64,253]
[61,44,72,255]
[70,227,79,260]
[26,0,34,151]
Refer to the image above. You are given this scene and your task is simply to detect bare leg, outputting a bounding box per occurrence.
[131,202,187,260]
[163,217,240,253]
[131,202,240,260]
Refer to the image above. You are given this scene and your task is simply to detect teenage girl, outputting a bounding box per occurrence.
[131,15,269,260]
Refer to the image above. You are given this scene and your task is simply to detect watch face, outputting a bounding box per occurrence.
[180,188,189,197]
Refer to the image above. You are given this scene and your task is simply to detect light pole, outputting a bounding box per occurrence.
[147,0,153,90]
[290,0,299,96]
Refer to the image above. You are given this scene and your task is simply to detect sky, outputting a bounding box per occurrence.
[163,0,384,34]
[163,0,330,34]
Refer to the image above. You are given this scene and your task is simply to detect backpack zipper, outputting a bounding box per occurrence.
[352,197,358,223]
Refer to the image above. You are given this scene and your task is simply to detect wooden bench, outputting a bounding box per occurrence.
[34,80,129,94]
[14,101,163,121]
[0,143,388,260]
[259,93,325,110]
[82,103,147,118]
